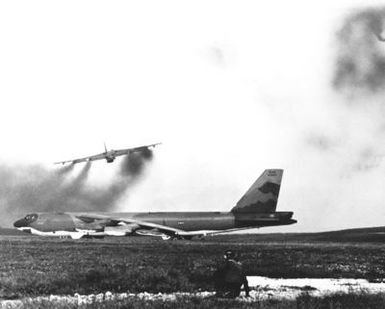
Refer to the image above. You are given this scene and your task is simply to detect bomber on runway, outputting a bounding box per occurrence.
[14,169,296,240]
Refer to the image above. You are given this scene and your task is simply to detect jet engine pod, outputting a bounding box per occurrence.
[135,229,173,240]
[104,226,132,236]
[106,156,115,163]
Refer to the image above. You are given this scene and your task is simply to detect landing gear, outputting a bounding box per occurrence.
[182,236,193,240]
[161,235,172,240]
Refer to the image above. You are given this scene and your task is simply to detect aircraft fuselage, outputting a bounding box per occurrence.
[105,150,116,163]
[14,211,296,239]
[13,169,297,239]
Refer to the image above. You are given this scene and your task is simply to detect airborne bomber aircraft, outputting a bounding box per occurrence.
[54,142,161,165]
[14,169,296,240]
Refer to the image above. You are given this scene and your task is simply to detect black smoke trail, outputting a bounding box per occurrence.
[119,149,153,177]
[1,150,154,227]
[333,8,385,95]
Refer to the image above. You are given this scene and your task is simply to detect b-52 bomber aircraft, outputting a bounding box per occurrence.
[14,169,296,240]
[54,142,161,165]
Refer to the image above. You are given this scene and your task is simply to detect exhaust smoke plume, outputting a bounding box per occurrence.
[57,163,76,175]
[333,8,385,95]
[328,6,385,172]
[0,151,154,227]
[120,149,153,177]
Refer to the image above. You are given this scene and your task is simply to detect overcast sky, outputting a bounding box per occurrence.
[1,0,385,231]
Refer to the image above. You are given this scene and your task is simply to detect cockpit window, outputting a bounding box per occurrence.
[24,214,38,223]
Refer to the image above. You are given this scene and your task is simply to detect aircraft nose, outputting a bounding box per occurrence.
[13,218,28,228]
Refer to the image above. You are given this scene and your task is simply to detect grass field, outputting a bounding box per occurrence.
[5,293,384,309]
[0,229,385,301]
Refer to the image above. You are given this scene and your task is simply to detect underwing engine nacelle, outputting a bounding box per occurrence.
[105,156,115,163]
[135,229,174,240]
[104,226,134,236]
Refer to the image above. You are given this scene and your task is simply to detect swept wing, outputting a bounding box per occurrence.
[54,153,107,165]
[113,143,161,156]
[75,213,255,239]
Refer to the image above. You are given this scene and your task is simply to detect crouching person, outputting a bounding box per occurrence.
[213,250,250,298]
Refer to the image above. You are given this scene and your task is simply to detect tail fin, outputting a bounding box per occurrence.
[231,169,283,213]
[104,142,108,153]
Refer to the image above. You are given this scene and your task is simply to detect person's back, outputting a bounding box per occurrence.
[214,250,250,298]
[224,259,244,284]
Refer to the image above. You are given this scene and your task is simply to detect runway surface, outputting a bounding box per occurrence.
[1,276,384,308]
[248,276,385,299]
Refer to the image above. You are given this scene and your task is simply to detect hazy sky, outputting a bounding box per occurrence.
[1,0,385,231]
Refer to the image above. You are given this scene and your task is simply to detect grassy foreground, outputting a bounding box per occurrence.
[14,293,385,309]
[0,234,384,299]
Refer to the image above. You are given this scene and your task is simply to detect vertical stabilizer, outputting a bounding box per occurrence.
[231,169,283,213]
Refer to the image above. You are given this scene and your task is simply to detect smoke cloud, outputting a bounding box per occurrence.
[333,8,385,95]
[0,151,153,227]
[120,149,153,177]
[328,6,385,173]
